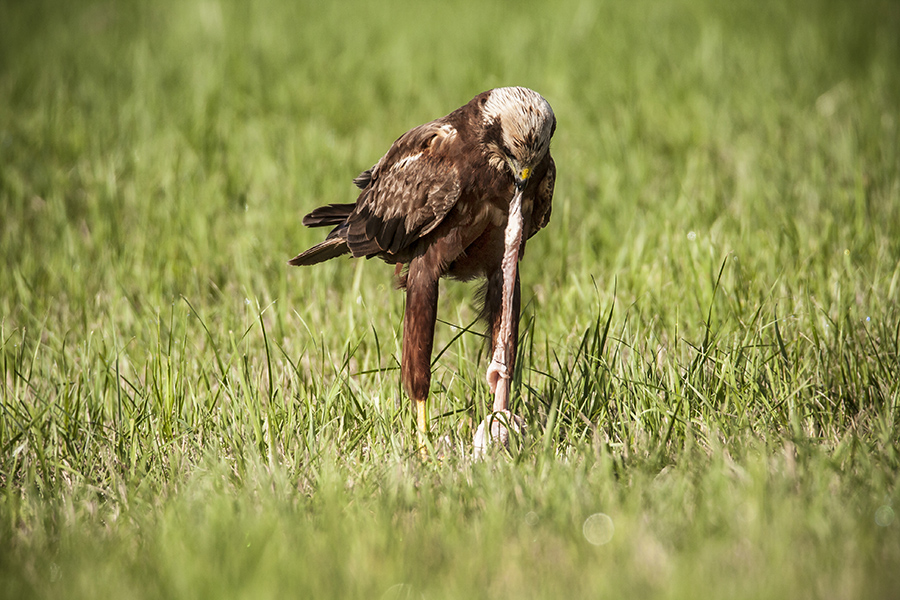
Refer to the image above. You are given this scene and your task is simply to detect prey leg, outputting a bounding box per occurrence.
[475,189,526,456]
[485,269,520,412]
[486,188,525,411]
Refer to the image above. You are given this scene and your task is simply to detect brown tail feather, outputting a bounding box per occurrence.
[288,237,351,266]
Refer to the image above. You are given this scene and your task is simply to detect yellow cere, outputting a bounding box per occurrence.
[520,167,531,181]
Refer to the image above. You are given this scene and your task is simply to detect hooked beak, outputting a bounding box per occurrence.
[514,166,532,192]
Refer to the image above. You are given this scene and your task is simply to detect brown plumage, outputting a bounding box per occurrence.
[290,87,556,453]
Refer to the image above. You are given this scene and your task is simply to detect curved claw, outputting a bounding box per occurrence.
[486,359,509,394]
[486,356,512,412]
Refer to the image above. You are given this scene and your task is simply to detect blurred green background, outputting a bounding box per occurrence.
[1,0,898,598]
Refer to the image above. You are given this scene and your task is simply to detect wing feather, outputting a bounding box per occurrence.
[302,203,355,228]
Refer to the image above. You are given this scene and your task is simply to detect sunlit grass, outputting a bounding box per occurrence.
[1,0,899,597]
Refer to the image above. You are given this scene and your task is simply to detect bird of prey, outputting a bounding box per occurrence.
[289,86,556,453]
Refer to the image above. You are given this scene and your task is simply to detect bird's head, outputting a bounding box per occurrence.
[480,87,556,191]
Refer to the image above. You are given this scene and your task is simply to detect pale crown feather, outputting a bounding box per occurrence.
[481,87,555,171]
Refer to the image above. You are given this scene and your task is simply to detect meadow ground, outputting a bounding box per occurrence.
[1,0,899,597]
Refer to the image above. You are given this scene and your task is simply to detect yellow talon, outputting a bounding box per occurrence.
[416,399,429,458]
[416,399,428,434]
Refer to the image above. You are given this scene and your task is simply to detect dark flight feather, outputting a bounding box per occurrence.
[302,203,355,228]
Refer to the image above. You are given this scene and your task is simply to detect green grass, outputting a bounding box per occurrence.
[2,0,899,597]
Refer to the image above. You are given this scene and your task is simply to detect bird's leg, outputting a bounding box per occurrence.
[401,254,439,454]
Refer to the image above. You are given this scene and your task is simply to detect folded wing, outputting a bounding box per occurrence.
[290,118,464,265]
